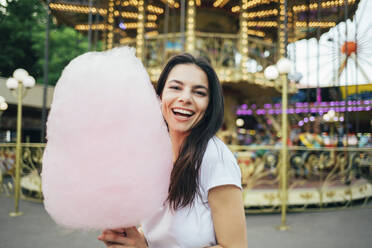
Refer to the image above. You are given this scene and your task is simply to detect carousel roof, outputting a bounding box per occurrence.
[48,0,360,43]
[45,0,363,101]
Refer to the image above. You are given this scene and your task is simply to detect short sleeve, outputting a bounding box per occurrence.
[199,137,242,199]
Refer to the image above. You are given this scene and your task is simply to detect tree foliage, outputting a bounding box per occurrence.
[0,0,44,78]
[0,0,101,85]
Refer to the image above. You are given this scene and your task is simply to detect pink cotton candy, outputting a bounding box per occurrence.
[41,47,172,230]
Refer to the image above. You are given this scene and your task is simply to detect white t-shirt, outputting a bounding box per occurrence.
[141,137,242,248]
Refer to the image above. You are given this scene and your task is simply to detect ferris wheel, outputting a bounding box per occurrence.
[289,0,372,89]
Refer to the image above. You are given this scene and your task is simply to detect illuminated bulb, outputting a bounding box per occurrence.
[13,68,29,82]
[236,118,244,127]
[23,75,36,88]
[264,65,279,80]
[6,78,19,89]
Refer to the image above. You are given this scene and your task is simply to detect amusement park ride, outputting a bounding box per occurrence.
[1,0,371,213]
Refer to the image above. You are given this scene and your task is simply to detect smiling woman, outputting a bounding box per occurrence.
[98,54,247,248]
[160,63,210,145]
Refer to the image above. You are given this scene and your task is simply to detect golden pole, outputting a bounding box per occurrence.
[277,73,289,230]
[9,82,24,217]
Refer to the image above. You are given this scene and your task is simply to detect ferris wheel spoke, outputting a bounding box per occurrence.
[357,41,372,50]
[304,60,334,74]
[350,54,372,83]
[356,37,371,47]
[330,56,347,83]
[321,70,335,87]
[355,0,368,29]
[318,42,340,50]
[296,53,337,60]
[357,50,372,56]
[356,56,372,68]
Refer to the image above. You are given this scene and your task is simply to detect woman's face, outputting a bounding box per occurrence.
[161,64,209,136]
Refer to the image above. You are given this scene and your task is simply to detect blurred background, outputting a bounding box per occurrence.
[0,0,372,247]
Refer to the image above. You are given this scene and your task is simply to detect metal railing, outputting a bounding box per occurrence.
[121,32,277,84]
[230,145,372,213]
[0,143,45,202]
[1,143,371,214]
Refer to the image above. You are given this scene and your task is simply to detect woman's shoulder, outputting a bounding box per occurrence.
[199,136,242,194]
[203,136,236,163]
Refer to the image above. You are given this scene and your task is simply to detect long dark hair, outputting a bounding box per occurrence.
[156,53,224,210]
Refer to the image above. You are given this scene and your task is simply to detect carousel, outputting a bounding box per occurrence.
[2,0,371,214]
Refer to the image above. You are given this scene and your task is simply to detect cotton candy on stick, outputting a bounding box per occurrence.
[42,47,172,230]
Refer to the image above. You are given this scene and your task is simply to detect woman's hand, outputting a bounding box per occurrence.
[97,227,148,248]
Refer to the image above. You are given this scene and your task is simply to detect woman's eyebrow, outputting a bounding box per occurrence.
[168,79,208,91]
[193,85,208,91]
[168,79,183,85]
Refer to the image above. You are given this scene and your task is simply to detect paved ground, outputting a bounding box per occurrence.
[1,194,372,248]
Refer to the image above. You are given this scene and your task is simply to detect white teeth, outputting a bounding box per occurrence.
[173,108,194,115]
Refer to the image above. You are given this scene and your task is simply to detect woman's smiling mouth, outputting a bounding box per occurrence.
[172,108,195,119]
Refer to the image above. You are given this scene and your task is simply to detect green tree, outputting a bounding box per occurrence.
[1,0,102,85]
[32,25,91,85]
[0,0,44,78]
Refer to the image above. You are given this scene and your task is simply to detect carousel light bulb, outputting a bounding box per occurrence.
[236,118,244,127]
[13,68,29,82]
[264,65,279,80]
[0,101,7,111]
[327,109,335,118]
[23,75,36,88]
[6,77,19,89]
[276,58,292,74]
[323,114,330,122]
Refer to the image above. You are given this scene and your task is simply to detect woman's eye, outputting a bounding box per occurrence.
[169,86,181,90]
[195,91,207,96]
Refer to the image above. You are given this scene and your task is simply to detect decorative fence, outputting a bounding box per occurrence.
[1,143,371,213]
[230,145,372,213]
[0,143,44,201]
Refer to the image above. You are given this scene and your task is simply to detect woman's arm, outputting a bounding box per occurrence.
[208,185,248,248]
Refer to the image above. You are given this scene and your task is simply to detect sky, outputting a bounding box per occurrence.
[288,0,372,88]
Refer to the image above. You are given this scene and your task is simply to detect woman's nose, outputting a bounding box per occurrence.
[178,90,192,103]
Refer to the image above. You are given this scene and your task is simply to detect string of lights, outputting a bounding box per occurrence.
[49,3,107,15]
[242,9,278,19]
[186,0,196,53]
[279,0,286,57]
[147,5,164,14]
[295,21,336,28]
[75,22,157,31]
[49,2,164,16]
[213,0,230,8]
[107,0,115,49]
[246,21,278,27]
[136,0,145,60]
[240,0,249,80]
[243,0,278,9]
[160,0,180,8]
[293,0,356,13]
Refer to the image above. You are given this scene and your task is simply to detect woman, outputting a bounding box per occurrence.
[98,53,247,247]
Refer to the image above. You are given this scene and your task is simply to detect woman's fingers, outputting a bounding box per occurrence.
[124,227,140,237]
[98,232,134,246]
[108,245,134,248]
[102,228,126,235]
